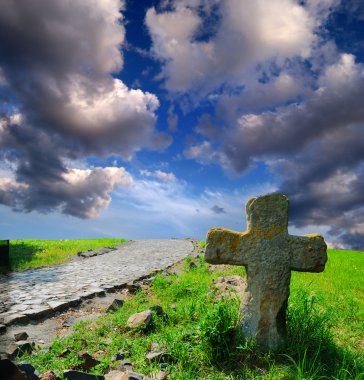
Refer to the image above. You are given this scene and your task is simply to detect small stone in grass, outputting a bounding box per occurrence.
[105,371,145,380]
[62,316,77,327]
[145,351,166,363]
[107,299,124,312]
[7,341,34,358]
[14,331,28,341]
[118,359,133,372]
[126,283,141,294]
[111,351,127,362]
[79,353,99,370]
[151,372,167,380]
[63,370,105,379]
[17,363,40,380]
[40,370,59,380]
[126,310,152,329]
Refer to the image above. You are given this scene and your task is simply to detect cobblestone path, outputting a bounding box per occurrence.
[0,239,194,327]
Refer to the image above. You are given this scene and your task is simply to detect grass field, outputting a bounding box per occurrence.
[1,238,127,273]
[19,248,364,379]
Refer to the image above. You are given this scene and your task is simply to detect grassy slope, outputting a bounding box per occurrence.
[5,238,127,272]
[291,249,364,353]
[20,249,364,379]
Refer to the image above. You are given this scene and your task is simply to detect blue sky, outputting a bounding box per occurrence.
[0,0,363,249]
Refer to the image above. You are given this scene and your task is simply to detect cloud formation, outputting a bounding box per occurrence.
[0,165,133,218]
[146,0,327,96]
[147,1,363,249]
[188,53,364,248]
[0,0,168,217]
[211,205,226,214]
[140,169,177,182]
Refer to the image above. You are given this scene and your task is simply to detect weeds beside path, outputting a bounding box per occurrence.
[4,238,127,273]
[19,248,364,379]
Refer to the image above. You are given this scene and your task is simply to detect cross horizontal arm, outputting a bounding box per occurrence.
[205,227,251,266]
[289,234,327,272]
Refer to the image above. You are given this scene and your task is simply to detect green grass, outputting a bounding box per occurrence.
[18,248,364,379]
[291,249,364,354]
[2,238,127,273]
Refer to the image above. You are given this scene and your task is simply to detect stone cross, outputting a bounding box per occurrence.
[205,193,327,350]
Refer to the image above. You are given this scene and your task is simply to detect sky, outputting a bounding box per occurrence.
[0,0,363,250]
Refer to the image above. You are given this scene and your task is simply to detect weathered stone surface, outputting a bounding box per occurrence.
[93,349,107,361]
[105,371,145,380]
[77,247,116,258]
[62,317,77,327]
[126,310,152,329]
[111,351,126,362]
[24,306,52,320]
[7,341,34,358]
[157,372,167,380]
[0,352,9,360]
[3,313,30,326]
[79,352,99,371]
[17,363,40,379]
[0,301,7,314]
[14,331,29,341]
[0,239,193,332]
[6,343,19,358]
[0,323,6,333]
[40,370,59,380]
[205,193,328,350]
[0,358,27,380]
[126,283,141,294]
[105,371,125,380]
[146,372,167,380]
[142,277,155,285]
[88,288,106,297]
[145,351,166,363]
[128,373,145,380]
[145,342,169,364]
[118,359,133,372]
[107,299,124,312]
[47,301,70,312]
[63,370,105,380]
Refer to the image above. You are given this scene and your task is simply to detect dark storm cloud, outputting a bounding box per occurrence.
[190,54,364,249]
[220,56,364,172]
[0,0,163,157]
[0,0,168,217]
[0,118,133,218]
[146,0,364,249]
[229,56,364,249]
[273,127,364,249]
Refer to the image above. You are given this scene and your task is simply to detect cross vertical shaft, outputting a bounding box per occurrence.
[205,193,327,350]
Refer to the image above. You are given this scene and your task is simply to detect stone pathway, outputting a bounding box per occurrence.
[0,239,194,327]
